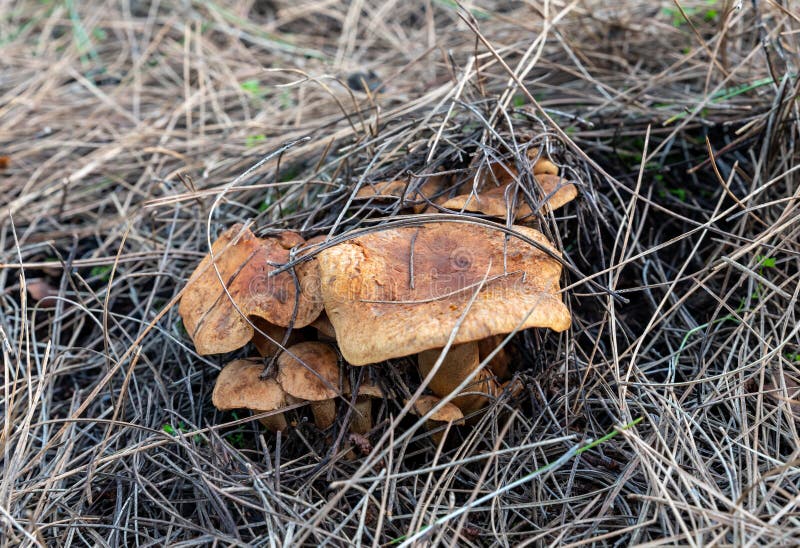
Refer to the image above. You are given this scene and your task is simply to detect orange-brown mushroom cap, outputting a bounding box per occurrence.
[276,341,344,401]
[354,175,454,213]
[349,381,383,399]
[212,359,287,412]
[407,395,464,423]
[442,174,577,217]
[354,180,410,200]
[178,224,323,355]
[526,148,560,176]
[317,222,570,365]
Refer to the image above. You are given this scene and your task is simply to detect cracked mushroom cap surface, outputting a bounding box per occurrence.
[212,359,287,411]
[317,222,570,365]
[178,224,323,355]
[408,395,464,423]
[276,341,345,401]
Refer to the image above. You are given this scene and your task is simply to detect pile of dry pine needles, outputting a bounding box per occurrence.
[1,1,798,545]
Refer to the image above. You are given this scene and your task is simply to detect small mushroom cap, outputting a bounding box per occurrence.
[407,395,464,423]
[534,174,578,210]
[277,341,345,401]
[354,176,453,212]
[526,148,560,175]
[179,224,324,355]
[442,174,577,217]
[317,222,570,365]
[212,359,287,411]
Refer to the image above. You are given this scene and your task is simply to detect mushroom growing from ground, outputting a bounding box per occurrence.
[317,222,570,365]
[346,380,384,435]
[179,224,323,355]
[212,359,300,432]
[316,222,570,414]
[276,341,345,431]
[407,395,465,445]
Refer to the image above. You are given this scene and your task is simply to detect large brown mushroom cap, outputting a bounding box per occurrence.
[317,222,570,365]
[178,224,323,355]
[276,341,344,401]
[212,359,287,412]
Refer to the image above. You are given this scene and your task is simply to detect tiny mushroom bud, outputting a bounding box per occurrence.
[212,359,300,432]
[354,175,453,213]
[276,341,345,431]
[179,224,323,355]
[408,395,464,445]
[354,180,410,201]
[527,148,560,176]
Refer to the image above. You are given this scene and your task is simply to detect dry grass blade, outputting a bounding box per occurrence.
[1,1,798,546]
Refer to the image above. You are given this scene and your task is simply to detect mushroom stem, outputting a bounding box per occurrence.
[427,422,451,446]
[259,413,288,432]
[311,313,337,342]
[310,400,336,431]
[417,342,500,414]
[477,335,513,380]
[349,397,373,435]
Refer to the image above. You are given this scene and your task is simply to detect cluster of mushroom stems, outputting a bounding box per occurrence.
[179,147,576,447]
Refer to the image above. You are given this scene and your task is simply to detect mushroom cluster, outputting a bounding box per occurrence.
[180,150,576,448]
